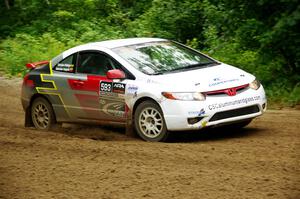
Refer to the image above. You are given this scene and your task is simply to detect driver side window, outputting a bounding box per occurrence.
[76,52,121,76]
[54,54,76,73]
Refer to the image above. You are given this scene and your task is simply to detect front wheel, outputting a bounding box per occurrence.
[134,101,169,142]
[31,97,56,130]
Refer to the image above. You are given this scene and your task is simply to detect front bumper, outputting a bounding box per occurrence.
[160,86,267,131]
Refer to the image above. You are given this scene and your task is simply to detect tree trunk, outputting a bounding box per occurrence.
[4,0,10,9]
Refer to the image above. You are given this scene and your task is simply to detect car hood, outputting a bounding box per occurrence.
[150,63,255,92]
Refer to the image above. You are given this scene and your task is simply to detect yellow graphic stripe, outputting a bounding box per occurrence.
[36,61,70,116]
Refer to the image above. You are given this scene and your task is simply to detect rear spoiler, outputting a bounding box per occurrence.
[26,60,49,69]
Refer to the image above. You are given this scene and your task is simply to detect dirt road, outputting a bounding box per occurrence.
[0,76,299,199]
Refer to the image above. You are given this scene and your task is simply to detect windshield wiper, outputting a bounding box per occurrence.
[151,69,170,75]
[151,62,220,75]
[168,62,220,73]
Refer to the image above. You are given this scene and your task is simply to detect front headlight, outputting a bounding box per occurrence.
[162,92,206,101]
[249,79,261,90]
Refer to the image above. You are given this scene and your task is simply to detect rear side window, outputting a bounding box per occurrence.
[54,54,76,73]
[76,52,121,76]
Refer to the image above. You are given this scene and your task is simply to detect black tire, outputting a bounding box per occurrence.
[134,101,169,142]
[31,97,56,130]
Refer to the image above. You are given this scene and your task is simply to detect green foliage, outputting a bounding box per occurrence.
[201,0,300,106]
[0,33,69,75]
[130,0,204,42]
[0,0,299,106]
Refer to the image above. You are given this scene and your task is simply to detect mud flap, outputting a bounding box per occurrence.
[24,108,33,127]
[125,109,135,137]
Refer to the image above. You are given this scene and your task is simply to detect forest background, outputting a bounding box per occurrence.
[0,0,299,106]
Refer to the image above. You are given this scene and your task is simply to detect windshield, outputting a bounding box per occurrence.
[112,41,218,75]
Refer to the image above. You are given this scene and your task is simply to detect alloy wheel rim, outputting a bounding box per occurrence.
[139,107,163,138]
[33,103,50,129]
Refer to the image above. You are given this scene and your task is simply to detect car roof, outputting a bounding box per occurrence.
[52,38,168,67]
[83,37,167,49]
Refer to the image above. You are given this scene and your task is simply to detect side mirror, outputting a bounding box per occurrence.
[106,69,126,79]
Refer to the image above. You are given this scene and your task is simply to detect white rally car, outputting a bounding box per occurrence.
[22,38,267,141]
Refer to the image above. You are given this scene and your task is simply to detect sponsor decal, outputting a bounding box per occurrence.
[127,85,138,93]
[199,108,205,116]
[208,96,261,110]
[99,91,119,97]
[99,99,106,105]
[127,85,138,98]
[99,98,126,118]
[188,111,199,115]
[99,81,126,118]
[56,63,74,72]
[100,81,126,94]
[146,79,158,84]
[209,78,239,87]
[113,83,126,94]
[201,120,208,127]
[188,108,206,116]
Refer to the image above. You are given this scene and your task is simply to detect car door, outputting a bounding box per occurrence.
[66,51,128,122]
[51,52,79,121]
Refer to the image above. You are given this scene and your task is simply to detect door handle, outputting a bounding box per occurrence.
[73,80,85,86]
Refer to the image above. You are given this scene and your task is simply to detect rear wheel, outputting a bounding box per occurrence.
[134,101,169,142]
[31,97,56,130]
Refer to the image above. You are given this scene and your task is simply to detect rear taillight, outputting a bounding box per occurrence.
[23,74,34,87]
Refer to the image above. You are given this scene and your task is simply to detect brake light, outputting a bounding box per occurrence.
[23,74,34,87]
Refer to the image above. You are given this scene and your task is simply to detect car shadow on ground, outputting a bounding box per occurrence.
[57,123,136,141]
[56,123,265,143]
[166,127,265,143]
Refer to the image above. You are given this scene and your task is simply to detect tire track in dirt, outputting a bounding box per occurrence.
[0,76,299,199]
